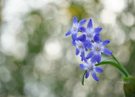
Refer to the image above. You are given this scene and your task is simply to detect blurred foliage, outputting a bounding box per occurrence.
[126,41,135,76]
[68,2,88,20]
[124,76,135,97]
[0,0,2,24]
[117,0,135,76]
[16,10,49,65]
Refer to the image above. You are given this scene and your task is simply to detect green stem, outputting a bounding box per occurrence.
[96,55,130,78]
[82,71,87,85]
[96,61,129,77]
[112,54,120,64]
[112,55,130,77]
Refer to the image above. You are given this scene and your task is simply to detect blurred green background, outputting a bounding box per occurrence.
[0,0,135,97]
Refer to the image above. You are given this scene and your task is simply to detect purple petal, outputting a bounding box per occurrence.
[79,19,86,25]
[77,34,86,42]
[103,48,112,56]
[76,48,80,55]
[91,54,101,63]
[72,40,76,46]
[80,64,87,70]
[65,31,71,36]
[91,71,99,81]
[79,27,86,32]
[80,51,85,61]
[94,34,101,43]
[84,40,92,49]
[86,51,94,59]
[95,67,103,73]
[72,34,77,41]
[85,71,90,78]
[87,19,93,28]
[94,27,102,34]
[73,16,78,24]
[83,58,87,63]
[102,40,110,46]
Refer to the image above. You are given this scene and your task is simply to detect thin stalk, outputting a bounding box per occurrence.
[112,55,130,77]
[82,71,87,85]
[112,54,120,64]
[96,61,129,77]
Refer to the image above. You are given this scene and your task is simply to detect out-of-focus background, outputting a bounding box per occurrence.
[0,0,135,97]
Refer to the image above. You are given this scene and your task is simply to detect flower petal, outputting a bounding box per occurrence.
[87,19,93,28]
[80,51,85,61]
[73,16,78,24]
[85,71,90,78]
[80,64,87,70]
[79,19,86,25]
[84,40,92,49]
[102,40,110,46]
[103,48,112,56]
[95,27,102,34]
[79,27,86,32]
[86,51,94,59]
[94,34,101,43]
[72,34,77,41]
[91,71,99,81]
[91,54,101,63]
[76,48,80,55]
[65,31,71,36]
[77,34,86,42]
[95,67,103,73]
[72,40,76,46]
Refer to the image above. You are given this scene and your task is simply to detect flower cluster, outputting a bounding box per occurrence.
[65,16,112,81]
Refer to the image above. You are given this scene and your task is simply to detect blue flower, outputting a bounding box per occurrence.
[82,19,102,42]
[75,34,92,49]
[65,17,112,82]
[80,61,103,81]
[74,40,86,61]
[86,39,112,63]
[65,16,86,41]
